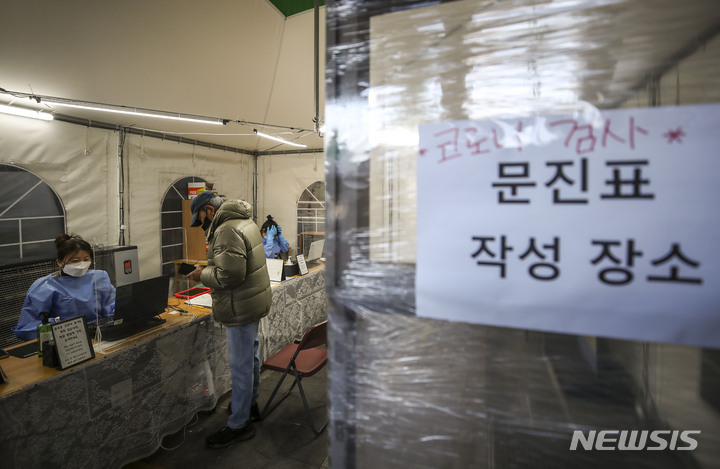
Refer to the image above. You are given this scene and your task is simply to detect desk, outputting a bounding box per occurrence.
[260,264,327,360]
[0,266,326,468]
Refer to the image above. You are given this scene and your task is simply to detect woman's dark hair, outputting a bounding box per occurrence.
[55,233,93,262]
[260,215,279,233]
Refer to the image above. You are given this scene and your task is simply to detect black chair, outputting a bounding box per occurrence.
[261,320,328,435]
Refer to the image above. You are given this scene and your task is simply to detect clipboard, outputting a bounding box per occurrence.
[174,286,211,299]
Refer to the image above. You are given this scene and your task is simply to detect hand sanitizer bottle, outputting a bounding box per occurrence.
[37,312,52,357]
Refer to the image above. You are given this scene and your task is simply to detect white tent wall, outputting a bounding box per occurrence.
[257,153,325,255]
[0,115,119,247]
[0,111,322,279]
[123,135,254,279]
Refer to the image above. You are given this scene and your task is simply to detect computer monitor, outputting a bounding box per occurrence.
[306,239,325,263]
[113,275,171,324]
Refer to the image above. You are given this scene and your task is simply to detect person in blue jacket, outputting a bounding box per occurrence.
[260,215,290,259]
[12,233,116,341]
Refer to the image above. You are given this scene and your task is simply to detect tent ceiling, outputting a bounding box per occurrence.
[0,0,325,154]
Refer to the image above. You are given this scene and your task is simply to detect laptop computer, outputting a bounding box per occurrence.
[306,239,325,264]
[94,275,171,341]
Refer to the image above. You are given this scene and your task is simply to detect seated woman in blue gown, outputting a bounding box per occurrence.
[12,233,116,341]
[260,215,290,259]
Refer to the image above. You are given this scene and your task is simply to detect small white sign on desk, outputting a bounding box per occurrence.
[296,254,309,275]
[416,103,720,349]
[52,316,95,370]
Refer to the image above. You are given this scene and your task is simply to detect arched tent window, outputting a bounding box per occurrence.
[296,181,326,257]
[160,177,208,276]
[0,164,66,264]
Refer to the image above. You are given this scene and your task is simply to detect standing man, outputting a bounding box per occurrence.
[186,190,272,448]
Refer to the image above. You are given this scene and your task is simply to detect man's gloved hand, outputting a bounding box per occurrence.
[276,224,282,234]
[267,225,278,240]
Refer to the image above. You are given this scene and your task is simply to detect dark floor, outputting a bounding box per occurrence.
[123,367,329,469]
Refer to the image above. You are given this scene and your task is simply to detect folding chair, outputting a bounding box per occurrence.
[261,320,328,435]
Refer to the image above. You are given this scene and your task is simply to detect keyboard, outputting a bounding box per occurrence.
[5,341,39,358]
[91,316,167,341]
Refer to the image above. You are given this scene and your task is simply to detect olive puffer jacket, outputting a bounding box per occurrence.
[200,199,272,326]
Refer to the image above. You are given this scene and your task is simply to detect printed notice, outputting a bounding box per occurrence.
[52,317,95,370]
[416,103,720,348]
[296,254,309,275]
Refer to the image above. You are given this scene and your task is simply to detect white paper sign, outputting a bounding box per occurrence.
[52,317,95,369]
[416,103,720,348]
[296,254,309,275]
[266,257,285,283]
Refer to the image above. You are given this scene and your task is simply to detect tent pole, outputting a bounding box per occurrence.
[118,130,126,246]
[314,0,320,133]
[253,154,258,224]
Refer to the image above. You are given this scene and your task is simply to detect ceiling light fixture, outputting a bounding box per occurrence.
[42,99,225,125]
[0,103,53,121]
[253,129,307,148]
[2,89,318,140]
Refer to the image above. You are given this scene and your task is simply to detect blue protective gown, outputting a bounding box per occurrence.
[263,233,290,258]
[12,270,116,341]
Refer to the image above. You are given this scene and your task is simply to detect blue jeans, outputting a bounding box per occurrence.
[225,320,260,429]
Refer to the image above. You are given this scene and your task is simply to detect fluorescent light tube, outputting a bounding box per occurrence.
[43,100,224,126]
[255,131,307,148]
[0,104,53,121]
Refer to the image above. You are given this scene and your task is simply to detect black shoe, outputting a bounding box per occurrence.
[206,422,255,448]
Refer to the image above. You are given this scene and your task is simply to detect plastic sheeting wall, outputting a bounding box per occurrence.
[325,1,720,468]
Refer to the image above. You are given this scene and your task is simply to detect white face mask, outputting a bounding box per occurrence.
[62,261,91,277]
